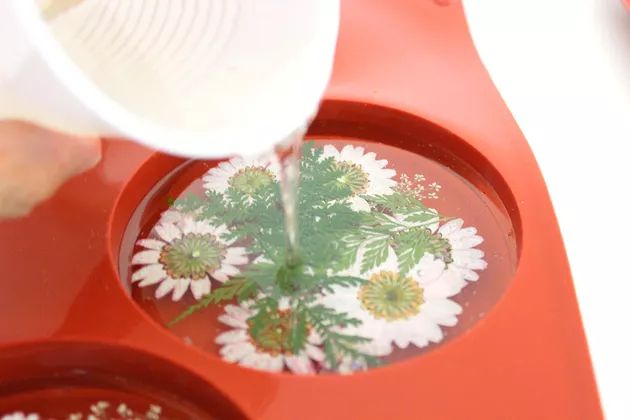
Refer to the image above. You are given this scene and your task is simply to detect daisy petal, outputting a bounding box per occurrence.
[424,273,466,298]
[349,196,371,212]
[225,248,248,265]
[267,355,285,372]
[322,145,339,157]
[363,340,393,357]
[421,299,462,326]
[308,331,323,346]
[160,210,184,224]
[452,248,485,263]
[345,145,364,157]
[285,355,315,374]
[216,329,249,345]
[409,335,430,348]
[422,317,444,343]
[190,221,215,236]
[131,250,160,265]
[363,151,377,161]
[252,354,272,371]
[136,239,165,250]
[155,222,181,242]
[379,168,396,179]
[220,342,255,362]
[172,278,191,301]
[179,218,197,235]
[138,275,166,288]
[218,314,248,329]
[404,316,444,345]
[220,264,240,277]
[467,259,488,270]
[132,264,166,283]
[451,235,484,249]
[415,255,445,284]
[438,218,464,237]
[155,278,176,299]
[213,271,228,282]
[450,226,478,239]
[240,353,267,370]
[393,333,412,349]
[461,268,480,281]
[225,304,251,321]
[305,343,325,362]
[190,278,211,300]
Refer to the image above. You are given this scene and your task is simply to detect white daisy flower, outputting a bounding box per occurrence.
[321,249,463,357]
[202,155,280,204]
[432,218,487,288]
[131,214,248,301]
[1,413,39,420]
[321,145,396,212]
[216,301,325,374]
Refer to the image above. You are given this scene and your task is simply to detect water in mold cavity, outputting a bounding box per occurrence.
[120,138,517,374]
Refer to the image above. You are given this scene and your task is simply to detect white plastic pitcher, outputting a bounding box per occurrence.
[0,0,340,158]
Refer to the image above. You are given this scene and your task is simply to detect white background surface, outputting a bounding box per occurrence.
[464,1,630,418]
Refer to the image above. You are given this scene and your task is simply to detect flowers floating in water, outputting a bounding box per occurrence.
[132,212,247,301]
[321,248,466,358]
[203,154,279,204]
[132,143,488,374]
[216,300,325,374]
[321,144,396,212]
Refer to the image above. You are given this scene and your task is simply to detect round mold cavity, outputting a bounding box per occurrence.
[109,100,520,373]
[0,340,246,419]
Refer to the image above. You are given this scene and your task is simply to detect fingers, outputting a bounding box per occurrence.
[0,121,101,219]
[46,126,102,178]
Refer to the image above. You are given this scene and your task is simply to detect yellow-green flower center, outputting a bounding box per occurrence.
[159,233,225,280]
[229,166,275,196]
[333,161,369,196]
[248,310,294,356]
[358,271,424,321]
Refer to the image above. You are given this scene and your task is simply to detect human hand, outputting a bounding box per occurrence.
[0,120,101,219]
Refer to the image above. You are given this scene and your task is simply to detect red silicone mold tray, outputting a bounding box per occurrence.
[0,0,602,419]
